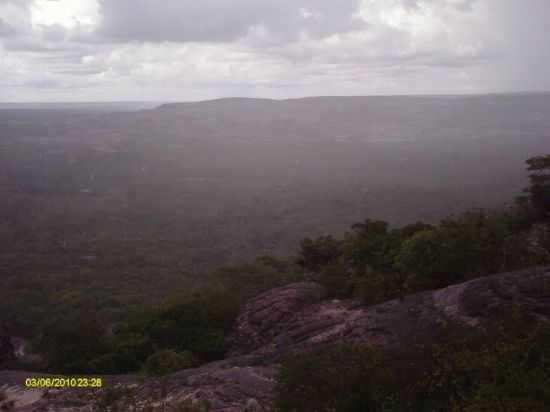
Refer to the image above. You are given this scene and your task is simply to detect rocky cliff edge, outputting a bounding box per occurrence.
[2,266,550,411]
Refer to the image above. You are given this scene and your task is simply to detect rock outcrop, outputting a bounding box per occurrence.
[227,282,327,356]
[2,266,549,411]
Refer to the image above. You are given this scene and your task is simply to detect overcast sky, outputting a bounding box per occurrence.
[1,0,549,102]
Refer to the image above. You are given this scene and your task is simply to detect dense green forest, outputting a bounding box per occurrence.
[2,96,549,340]
[6,154,548,395]
[1,98,549,410]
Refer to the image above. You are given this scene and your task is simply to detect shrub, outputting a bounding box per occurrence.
[297,235,343,272]
[317,261,351,298]
[89,351,140,375]
[354,270,405,305]
[275,311,550,412]
[143,349,196,376]
[343,220,391,275]
[275,344,394,412]
[416,325,550,412]
[39,318,108,374]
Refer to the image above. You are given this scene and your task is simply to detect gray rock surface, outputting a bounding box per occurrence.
[2,266,549,411]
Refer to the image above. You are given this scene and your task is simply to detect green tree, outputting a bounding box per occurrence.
[39,319,108,373]
[343,220,391,275]
[396,229,449,290]
[297,235,343,272]
[397,212,512,291]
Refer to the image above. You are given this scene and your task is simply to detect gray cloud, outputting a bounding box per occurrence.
[40,23,68,42]
[1,0,550,101]
[400,0,476,11]
[96,0,364,43]
[0,18,17,37]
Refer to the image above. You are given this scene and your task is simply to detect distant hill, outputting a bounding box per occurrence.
[0,101,163,112]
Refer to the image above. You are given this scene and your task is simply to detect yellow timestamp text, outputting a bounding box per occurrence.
[25,377,103,389]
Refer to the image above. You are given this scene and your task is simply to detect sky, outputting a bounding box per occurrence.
[0,0,549,102]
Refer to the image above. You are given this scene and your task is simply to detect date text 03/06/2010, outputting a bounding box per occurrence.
[25,377,103,389]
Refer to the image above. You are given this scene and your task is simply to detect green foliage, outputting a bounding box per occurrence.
[297,235,343,272]
[393,211,511,290]
[275,316,550,412]
[13,154,550,379]
[38,319,108,374]
[36,287,230,375]
[143,349,196,376]
[343,220,392,275]
[275,344,394,412]
[317,261,351,298]
[35,258,302,375]
[293,157,546,304]
[353,270,405,305]
[108,286,240,372]
[416,316,550,412]
[395,229,444,290]
[89,351,141,375]
[312,206,544,303]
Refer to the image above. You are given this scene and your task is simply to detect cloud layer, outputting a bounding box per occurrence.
[1,0,549,101]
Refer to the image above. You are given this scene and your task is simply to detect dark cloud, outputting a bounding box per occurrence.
[96,0,364,43]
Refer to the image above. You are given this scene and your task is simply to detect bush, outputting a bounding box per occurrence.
[275,344,395,412]
[143,349,196,376]
[416,320,550,412]
[396,229,451,290]
[317,261,351,298]
[297,235,343,272]
[121,286,240,364]
[39,318,108,374]
[343,220,391,275]
[274,316,550,412]
[89,351,140,375]
[353,270,405,305]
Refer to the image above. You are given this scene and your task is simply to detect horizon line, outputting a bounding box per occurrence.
[1,90,550,106]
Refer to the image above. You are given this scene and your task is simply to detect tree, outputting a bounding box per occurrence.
[39,319,108,373]
[396,229,448,290]
[343,219,391,275]
[297,235,343,272]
